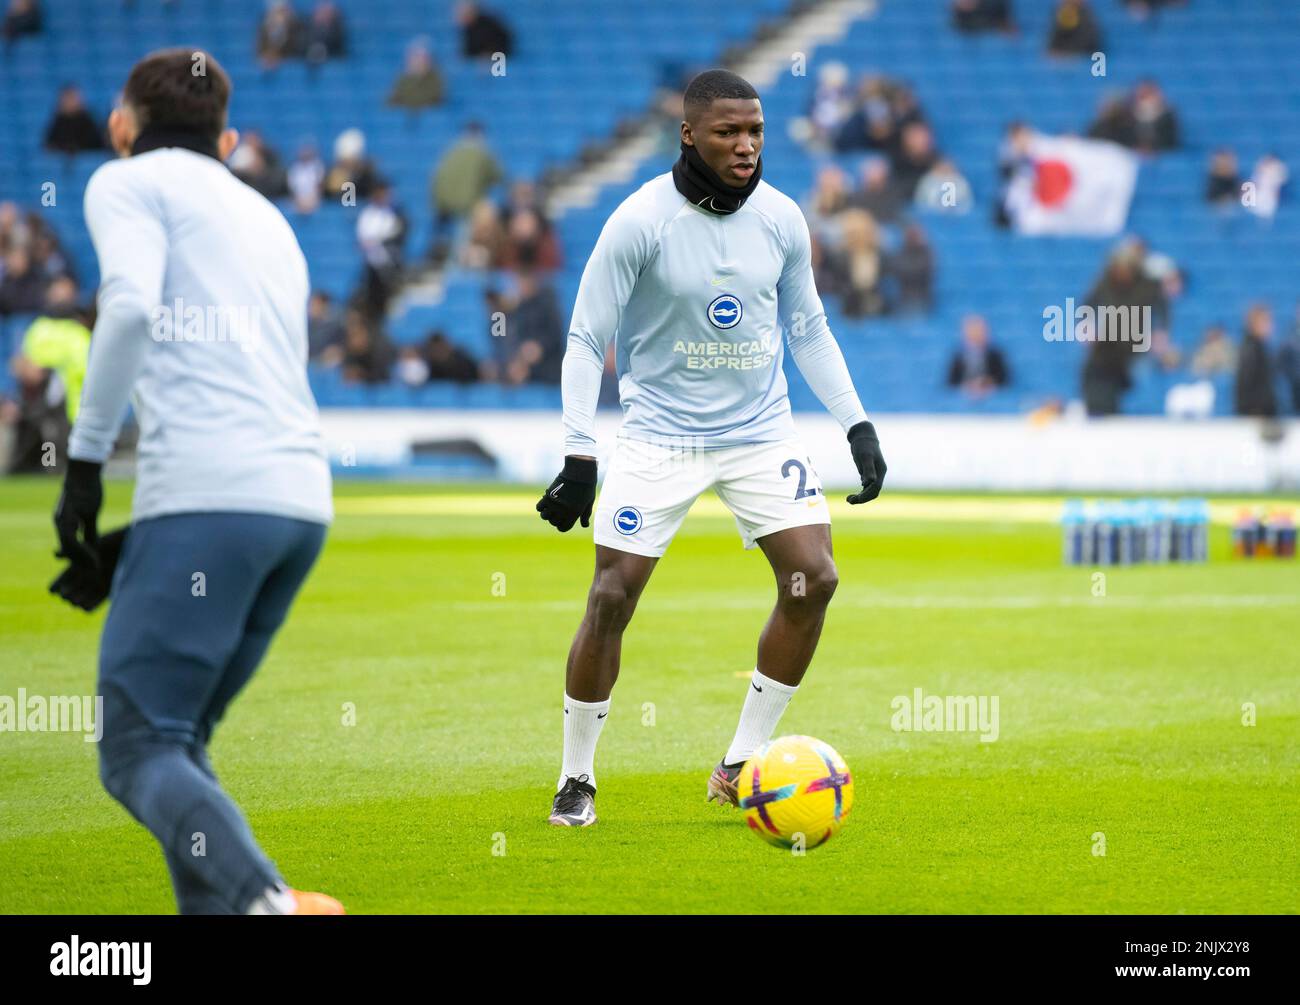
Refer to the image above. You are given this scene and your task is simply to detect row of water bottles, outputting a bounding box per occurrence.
[1061,498,1210,566]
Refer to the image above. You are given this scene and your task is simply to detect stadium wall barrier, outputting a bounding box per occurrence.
[318,410,1300,494]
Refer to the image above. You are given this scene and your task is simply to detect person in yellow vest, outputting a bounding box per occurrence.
[4,277,91,473]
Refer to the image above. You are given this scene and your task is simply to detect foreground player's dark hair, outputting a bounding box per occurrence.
[683,69,759,124]
[123,48,231,140]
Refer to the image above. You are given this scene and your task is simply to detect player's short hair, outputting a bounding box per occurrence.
[682,69,760,124]
[122,48,231,141]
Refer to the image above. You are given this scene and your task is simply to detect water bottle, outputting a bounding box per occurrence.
[1233,509,1257,558]
[1148,498,1173,564]
[1081,499,1099,566]
[1275,511,1297,559]
[1061,499,1085,565]
[1095,501,1119,566]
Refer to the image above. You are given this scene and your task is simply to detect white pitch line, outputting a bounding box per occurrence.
[439,594,1298,613]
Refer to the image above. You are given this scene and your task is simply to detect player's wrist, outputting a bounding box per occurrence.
[846,420,877,444]
[561,455,598,482]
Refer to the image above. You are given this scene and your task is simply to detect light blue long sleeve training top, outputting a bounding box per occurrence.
[561,171,869,455]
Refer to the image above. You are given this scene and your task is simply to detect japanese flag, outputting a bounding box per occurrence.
[1007,134,1139,237]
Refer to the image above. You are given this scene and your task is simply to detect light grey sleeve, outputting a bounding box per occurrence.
[777,207,869,432]
[67,166,167,463]
[561,207,647,456]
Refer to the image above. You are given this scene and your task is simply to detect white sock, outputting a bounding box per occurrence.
[559,694,610,791]
[246,883,296,915]
[724,668,798,766]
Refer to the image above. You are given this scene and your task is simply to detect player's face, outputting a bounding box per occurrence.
[683,98,764,188]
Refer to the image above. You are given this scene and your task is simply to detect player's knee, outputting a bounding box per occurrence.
[587,573,638,633]
[782,563,838,609]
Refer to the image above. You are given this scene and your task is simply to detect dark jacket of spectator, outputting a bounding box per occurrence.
[257,2,305,65]
[1048,0,1102,57]
[948,343,1008,388]
[952,0,1014,33]
[1279,321,1300,414]
[43,91,105,154]
[425,332,479,384]
[3,0,41,42]
[304,2,346,64]
[888,225,935,313]
[1205,150,1240,205]
[459,4,513,59]
[1235,322,1278,418]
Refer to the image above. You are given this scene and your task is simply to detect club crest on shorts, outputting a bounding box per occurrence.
[707,293,743,330]
[613,506,642,535]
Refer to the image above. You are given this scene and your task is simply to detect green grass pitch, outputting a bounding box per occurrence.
[1,477,1296,914]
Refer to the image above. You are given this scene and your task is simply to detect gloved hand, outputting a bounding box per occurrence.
[845,421,886,505]
[53,459,103,569]
[536,456,598,532]
[49,526,128,612]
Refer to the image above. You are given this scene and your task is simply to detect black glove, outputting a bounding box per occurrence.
[846,421,886,505]
[536,456,598,532]
[53,459,104,570]
[49,526,128,612]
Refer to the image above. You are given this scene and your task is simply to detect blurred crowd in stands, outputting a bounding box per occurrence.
[3,0,1298,453]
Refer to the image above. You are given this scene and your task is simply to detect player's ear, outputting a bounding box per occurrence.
[218,128,239,162]
[680,120,693,147]
[107,107,136,158]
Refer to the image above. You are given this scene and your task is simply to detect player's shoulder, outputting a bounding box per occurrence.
[747,179,804,229]
[608,171,685,229]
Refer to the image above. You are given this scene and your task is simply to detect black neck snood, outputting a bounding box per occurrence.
[672,140,761,215]
[131,125,222,162]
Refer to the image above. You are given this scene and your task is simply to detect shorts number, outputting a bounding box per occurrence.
[781,458,820,500]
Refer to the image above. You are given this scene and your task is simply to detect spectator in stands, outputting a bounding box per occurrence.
[229,130,289,200]
[339,308,393,384]
[0,247,48,316]
[850,158,903,223]
[915,158,973,214]
[890,121,940,199]
[304,1,346,65]
[1204,148,1241,208]
[1279,305,1300,414]
[396,346,430,387]
[307,290,346,363]
[817,208,886,318]
[2,0,40,44]
[951,0,1015,34]
[1244,154,1288,221]
[833,76,902,154]
[1079,246,1163,415]
[43,86,105,155]
[947,314,1009,396]
[388,38,445,110]
[1189,323,1236,378]
[889,223,935,314]
[502,267,565,385]
[424,331,480,384]
[803,166,852,248]
[288,142,325,214]
[500,207,561,272]
[994,121,1033,228]
[806,62,854,150]
[257,1,305,68]
[431,122,504,236]
[3,276,88,474]
[461,199,507,270]
[1234,305,1278,418]
[356,182,407,318]
[1047,0,1102,58]
[456,2,513,61]
[1088,82,1180,153]
[324,127,380,202]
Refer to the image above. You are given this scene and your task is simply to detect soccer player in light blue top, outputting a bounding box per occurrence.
[537,70,887,826]
[49,49,341,914]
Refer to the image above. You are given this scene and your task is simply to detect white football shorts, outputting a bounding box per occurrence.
[592,434,831,558]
